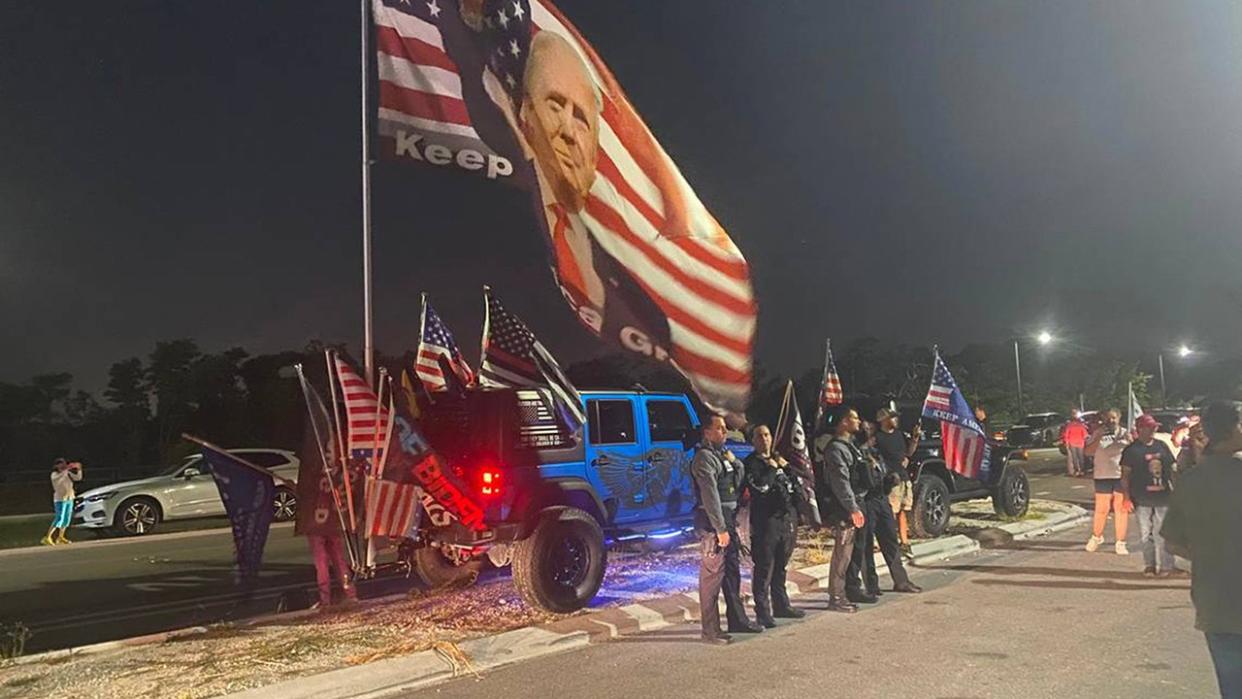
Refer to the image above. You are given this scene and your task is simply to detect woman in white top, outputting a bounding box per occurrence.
[1085,410,1132,554]
[43,458,83,546]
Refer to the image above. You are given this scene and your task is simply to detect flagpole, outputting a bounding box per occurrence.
[814,338,831,430]
[293,365,360,572]
[326,351,359,534]
[360,0,375,387]
[775,379,793,445]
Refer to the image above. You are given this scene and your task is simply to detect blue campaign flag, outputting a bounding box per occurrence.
[201,445,276,581]
[921,353,992,479]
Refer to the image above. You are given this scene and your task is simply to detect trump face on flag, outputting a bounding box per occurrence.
[373,0,756,413]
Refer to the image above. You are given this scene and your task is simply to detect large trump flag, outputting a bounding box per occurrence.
[372,0,756,413]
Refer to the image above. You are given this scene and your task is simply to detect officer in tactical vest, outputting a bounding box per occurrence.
[692,414,763,645]
[744,423,807,628]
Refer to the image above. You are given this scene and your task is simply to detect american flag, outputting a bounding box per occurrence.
[921,353,991,479]
[479,287,586,427]
[372,0,756,414]
[814,340,844,429]
[417,296,475,393]
[333,356,392,465]
[364,475,420,537]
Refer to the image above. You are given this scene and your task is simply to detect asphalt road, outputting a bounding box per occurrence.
[0,449,1107,657]
[408,520,1217,699]
[0,524,322,653]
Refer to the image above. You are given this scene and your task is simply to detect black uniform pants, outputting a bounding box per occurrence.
[847,495,911,594]
[751,517,796,619]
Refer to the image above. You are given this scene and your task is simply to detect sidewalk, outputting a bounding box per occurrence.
[0,501,1088,699]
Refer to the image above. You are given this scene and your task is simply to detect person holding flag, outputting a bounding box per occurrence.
[744,424,806,628]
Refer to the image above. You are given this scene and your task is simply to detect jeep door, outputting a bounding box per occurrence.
[641,397,697,520]
[585,397,648,524]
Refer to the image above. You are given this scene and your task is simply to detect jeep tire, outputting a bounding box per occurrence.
[413,544,482,590]
[512,507,606,613]
[992,466,1031,518]
[911,474,951,539]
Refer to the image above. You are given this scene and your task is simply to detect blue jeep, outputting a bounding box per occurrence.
[407,387,753,613]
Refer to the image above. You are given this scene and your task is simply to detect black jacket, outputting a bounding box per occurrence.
[744,452,803,528]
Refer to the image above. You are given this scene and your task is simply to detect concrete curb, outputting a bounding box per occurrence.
[216,532,984,699]
[0,521,295,558]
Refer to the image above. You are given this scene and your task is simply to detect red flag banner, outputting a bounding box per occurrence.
[373,0,756,413]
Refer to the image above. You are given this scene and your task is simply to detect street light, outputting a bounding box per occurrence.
[1159,345,1195,408]
[1014,330,1055,417]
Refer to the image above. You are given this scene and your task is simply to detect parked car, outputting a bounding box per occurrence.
[73,449,300,536]
[402,387,753,613]
[1005,412,1065,448]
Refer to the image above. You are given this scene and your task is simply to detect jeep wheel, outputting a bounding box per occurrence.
[413,544,482,589]
[114,497,162,536]
[512,507,606,613]
[911,474,950,539]
[992,466,1031,518]
[272,487,297,522]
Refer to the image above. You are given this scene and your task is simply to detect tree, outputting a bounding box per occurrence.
[106,357,150,465]
[147,339,201,462]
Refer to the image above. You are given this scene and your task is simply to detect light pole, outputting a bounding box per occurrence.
[1014,331,1054,417]
[1159,345,1194,408]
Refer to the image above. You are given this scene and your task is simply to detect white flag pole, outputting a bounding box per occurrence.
[360,0,375,387]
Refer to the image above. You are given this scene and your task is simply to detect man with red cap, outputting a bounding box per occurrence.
[1121,414,1178,576]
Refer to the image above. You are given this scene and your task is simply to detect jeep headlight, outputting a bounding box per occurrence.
[85,491,118,503]
[928,448,940,457]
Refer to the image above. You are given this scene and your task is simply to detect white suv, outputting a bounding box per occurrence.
[73,449,300,536]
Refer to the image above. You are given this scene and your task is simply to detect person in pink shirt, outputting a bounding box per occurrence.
[1062,409,1089,477]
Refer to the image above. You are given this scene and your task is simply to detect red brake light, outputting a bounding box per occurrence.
[480,467,503,497]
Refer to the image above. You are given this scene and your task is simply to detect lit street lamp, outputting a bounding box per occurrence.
[1014,330,1055,417]
[1159,344,1195,408]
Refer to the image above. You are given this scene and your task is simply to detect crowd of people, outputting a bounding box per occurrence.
[690,404,924,645]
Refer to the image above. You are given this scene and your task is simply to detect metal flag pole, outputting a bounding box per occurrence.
[293,364,360,572]
[361,0,375,387]
[813,338,831,431]
[325,350,359,534]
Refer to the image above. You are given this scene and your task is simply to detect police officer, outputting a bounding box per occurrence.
[744,424,807,628]
[692,414,762,645]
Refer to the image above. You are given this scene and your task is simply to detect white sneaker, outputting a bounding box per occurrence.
[1085,535,1104,552]
[1115,541,1129,555]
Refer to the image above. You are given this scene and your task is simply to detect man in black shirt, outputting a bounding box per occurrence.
[874,408,922,556]
[1122,414,1178,576]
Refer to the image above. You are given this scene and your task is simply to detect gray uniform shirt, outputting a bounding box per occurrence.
[691,442,744,533]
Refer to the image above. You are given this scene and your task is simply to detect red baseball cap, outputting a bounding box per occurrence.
[1135,414,1159,431]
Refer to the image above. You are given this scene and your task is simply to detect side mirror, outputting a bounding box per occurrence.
[182,467,202,479]
[681,428,700,452]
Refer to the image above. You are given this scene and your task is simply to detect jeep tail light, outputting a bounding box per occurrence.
[480,467,503,498]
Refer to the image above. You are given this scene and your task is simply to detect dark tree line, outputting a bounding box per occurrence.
[2,337,1238,478]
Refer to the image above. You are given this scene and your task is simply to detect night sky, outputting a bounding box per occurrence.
[4,2,1240,392]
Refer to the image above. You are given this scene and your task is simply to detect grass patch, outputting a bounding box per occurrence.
[0,622,32,660]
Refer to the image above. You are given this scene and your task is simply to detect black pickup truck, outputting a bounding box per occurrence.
[854,398,1031,538]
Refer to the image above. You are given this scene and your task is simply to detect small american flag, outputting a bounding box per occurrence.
[479,287,586,427]
[921,353,991,479]
[814,340,844,429]
[417,296,475,393]
[365,475,419,538]
[333,356,392,464]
